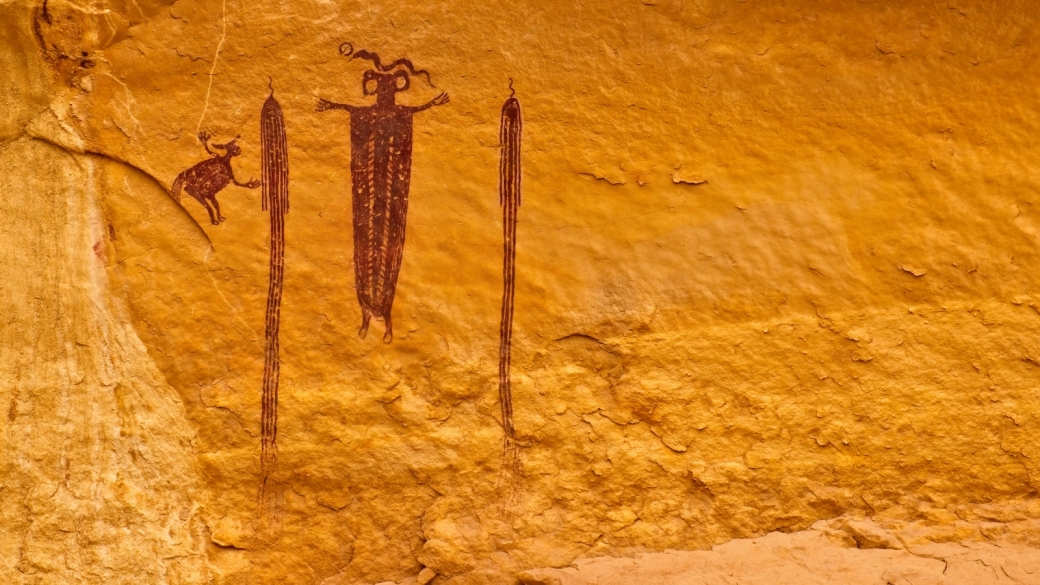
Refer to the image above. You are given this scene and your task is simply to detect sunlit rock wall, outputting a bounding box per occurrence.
[3,0,1040,583]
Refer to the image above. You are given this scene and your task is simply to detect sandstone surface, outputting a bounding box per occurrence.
[4,0,1040,583]
[522,516,1040,585]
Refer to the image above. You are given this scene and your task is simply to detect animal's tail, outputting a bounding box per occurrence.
[171,173,185,201]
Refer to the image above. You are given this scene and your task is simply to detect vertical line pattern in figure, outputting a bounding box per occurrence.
[315,44,449,343]
[497,82,523,500]
[258,84,289,512]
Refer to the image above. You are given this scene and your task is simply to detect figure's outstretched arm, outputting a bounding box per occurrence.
[316,98,357,113]
[230,166,261,189]
[410,92,450,113]
[198,131,219,156]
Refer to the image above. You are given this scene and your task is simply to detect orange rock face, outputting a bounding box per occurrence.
[522,518,1040,585]
[3,0,1040,583]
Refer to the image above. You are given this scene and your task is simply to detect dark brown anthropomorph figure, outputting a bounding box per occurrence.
[316,44,449,343]
[173,131,261,225]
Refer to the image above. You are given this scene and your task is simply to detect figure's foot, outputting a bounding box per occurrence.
[210,219,220,225]
[358,313,371,339]
[383,316,393,344]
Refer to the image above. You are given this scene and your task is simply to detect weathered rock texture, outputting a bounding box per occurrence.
[522,514,1040,585]
[3,0,1040,583]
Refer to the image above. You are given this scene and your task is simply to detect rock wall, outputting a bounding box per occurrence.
[3,0,1040,583]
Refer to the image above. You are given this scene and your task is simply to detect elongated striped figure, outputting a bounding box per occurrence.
[497,83,523,503]
[498,86,522,445]
[259,86,288,512]
[317,45,449,343]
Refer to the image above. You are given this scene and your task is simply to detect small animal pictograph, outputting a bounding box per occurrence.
[172,131,261,225]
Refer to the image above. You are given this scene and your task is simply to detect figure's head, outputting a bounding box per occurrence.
[339,43,434,106]
[362,69,409,103]
[216,137,242,156]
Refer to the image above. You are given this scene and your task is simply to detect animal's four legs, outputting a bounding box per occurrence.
[209,196,225,223]
[201,198,220,225]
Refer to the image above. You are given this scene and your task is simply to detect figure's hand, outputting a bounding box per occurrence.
[245,178,261,189]
[316,98,335,112]
[197,130,211,144]
[432,92,450,107]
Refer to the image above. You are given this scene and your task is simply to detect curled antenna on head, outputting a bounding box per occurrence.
[508,78,516,98]
[339,42,354,57]
[349,48,435,87]
[268,76,274,95]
